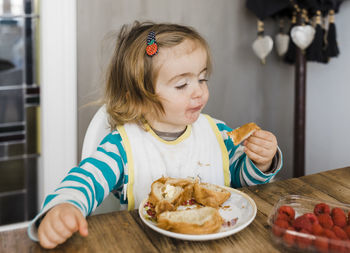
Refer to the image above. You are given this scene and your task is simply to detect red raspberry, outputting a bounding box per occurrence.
[273,219,289,237]
[332,226,348,240]
[329,239,348,253]
[303,213,319,225]
[296,228,313,249]
[314,236,329,253]
[314,203,331,216]
[331,207,347,227]
[344,225,350,238]
[293,215,312,232]
[318,213,334,229]
[278,205,295,221]
[312,223,324,236]
[275,212,290,222]
[348,211,350,225]
[282,227,296,246]
[323,229,338,239]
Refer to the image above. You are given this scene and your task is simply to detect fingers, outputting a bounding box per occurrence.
[38,204,88,249]
[244,145,272,165]
[243,130,278,167]
[251,130,277,144]
[75,212,89,237]
[38,217,70,249]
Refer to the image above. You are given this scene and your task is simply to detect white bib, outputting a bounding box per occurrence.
[117,114,229,210]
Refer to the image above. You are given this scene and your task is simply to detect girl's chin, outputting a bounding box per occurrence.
[185,111,201,123]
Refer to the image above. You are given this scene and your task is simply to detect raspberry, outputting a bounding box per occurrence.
[278,205,295,221]
[303,213,319,225]
[314,236,329,253]
[293,215,312,232]
[312,223,324,236]
[323,229,338,239]
[348,211,350,225]
[331,207,347,227]
[332,226,348,240]
[329,239,348,253]
[296,228,313,249]
[282,227,296,247]
[314,203,331,216]
[273,219,289,237]
[344,226,350,238]
[275,212,290,223]
[318,213,334,229]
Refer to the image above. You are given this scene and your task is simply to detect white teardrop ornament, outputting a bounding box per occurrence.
[275,33,290,56]
[252,35,273,64]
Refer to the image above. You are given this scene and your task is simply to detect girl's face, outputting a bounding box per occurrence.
[147,39,209,132]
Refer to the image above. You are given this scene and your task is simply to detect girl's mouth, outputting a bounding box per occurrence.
[188,104,203,112]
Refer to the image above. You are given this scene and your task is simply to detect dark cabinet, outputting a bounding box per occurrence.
[0,0,39,225]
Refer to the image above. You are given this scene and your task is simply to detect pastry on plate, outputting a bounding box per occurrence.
[194,182,231,208]
[148,177,195,214]
[157,206,223,234]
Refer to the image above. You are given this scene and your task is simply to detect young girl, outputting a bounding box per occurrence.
[28,21,282,249]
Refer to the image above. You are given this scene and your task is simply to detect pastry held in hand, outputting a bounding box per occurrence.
[157,206,223,234]
[194,183,231,208]
[227,122,261,146]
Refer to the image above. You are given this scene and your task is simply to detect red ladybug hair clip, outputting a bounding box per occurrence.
[146,31,158,57]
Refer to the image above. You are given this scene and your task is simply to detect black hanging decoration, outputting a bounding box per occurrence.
[326,10,340,57]
[320,19,329,63]
[284,13,297,64]
[306,10,324,62]
[245,0,344,65]
[246,0,291,20]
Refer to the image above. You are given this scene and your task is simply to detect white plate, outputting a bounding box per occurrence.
[138,186,257,241]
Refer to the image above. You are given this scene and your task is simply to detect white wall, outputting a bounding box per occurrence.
[76,0,350,183]
[39,0,77,204]
[305,5,350,174]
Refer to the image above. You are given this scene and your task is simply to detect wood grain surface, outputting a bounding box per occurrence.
[1,166,349,253]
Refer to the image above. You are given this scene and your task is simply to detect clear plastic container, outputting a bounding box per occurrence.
[267,195,350,253]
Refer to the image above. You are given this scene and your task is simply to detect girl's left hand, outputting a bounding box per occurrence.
[243,130,278,172]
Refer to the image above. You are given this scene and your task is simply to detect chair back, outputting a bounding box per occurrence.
[81,105,110,160]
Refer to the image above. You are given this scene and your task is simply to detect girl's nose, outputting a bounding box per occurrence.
[192,81,204,98]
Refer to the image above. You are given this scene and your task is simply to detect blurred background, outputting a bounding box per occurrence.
[1,0,349,226]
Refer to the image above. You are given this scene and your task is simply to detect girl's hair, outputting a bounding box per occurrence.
[104,21,212,129]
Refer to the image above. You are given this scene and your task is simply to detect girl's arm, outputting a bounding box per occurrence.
[215,120,283,188]
[28,130,126,241]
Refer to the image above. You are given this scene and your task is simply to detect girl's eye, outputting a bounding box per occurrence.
[199,79,208,83]
[175,83,188,90]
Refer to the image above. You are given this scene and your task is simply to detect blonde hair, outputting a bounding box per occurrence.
[104,21,212,129]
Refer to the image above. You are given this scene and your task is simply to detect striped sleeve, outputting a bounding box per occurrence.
[215,119,283,188]
[27,130,126,241]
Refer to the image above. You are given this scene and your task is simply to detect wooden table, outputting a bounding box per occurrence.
[1,166,349,253]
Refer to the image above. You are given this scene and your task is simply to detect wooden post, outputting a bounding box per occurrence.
[293,11,306,177]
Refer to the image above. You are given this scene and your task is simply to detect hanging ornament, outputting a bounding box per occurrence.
[284,12,297,64]
[326,9,339,57]
[290,9,315,50]
[306,10,325,62]
[275,18,290,57]
[320,18,329,63]
[252,20,273,64]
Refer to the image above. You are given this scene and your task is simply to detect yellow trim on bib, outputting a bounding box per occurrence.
[204,114,230,187]
[145,124,192,145]
[117,125,135,210]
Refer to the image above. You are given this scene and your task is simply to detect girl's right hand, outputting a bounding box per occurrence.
[38,203,88,249]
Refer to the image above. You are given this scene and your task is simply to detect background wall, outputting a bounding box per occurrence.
[77,0,350,182]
